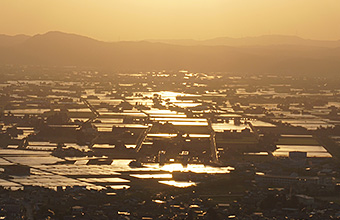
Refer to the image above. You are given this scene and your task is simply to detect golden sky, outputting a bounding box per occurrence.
[1,0,340,41]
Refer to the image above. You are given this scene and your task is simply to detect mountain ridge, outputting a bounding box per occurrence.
[3,31,340,47]
[0,34,31,47]
[147,35,340,48]
[0,31,339,75]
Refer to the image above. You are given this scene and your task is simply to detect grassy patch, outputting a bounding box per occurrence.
[175,125,210,133]
[216,137,258,144]
[195,175,249,195]
[276,137,320,145]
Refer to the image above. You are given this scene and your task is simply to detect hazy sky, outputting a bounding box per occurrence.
[1,0,340,41]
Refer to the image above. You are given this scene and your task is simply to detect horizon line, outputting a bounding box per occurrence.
[1,31,340,42]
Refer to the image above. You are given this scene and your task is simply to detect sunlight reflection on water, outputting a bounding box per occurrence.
[159,180,197,188]
[143,163,234,174]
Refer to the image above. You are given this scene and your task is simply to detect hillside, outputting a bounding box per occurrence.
[0,31,339,75]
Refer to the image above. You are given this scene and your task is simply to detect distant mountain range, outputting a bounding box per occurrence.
[0,34,30,47]
[147,35,340,48]
[0,31,339,75]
